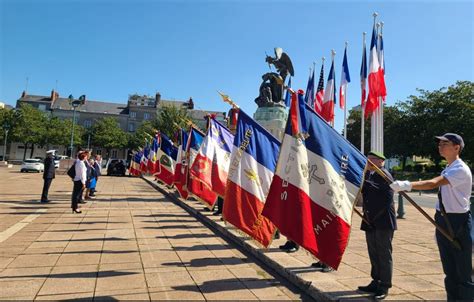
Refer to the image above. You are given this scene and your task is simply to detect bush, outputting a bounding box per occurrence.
[404,165,413,172]
[414,164,424,173]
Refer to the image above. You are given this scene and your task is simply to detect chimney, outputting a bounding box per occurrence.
[155,92,161,104]
[21,90,27,98]
[50,89,56,102]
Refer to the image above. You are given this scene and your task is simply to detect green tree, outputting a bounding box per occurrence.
[346,107,370,153]
[154,104,189,138]
[127,121,156,151]
[10,104,48,160]
[90,117,127,157]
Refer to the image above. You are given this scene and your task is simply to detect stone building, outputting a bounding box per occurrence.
[8,90,225,160]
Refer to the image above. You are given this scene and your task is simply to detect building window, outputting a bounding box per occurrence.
[130,111,136,118]
[144,113,150,120]
[84,120,92,128]
[38,104,46,111]
[128,123,135,132]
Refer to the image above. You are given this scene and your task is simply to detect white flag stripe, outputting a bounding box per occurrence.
[228,147,274,204]
[275,134,358,224]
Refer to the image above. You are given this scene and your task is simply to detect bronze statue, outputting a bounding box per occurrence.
[255,48,294,107]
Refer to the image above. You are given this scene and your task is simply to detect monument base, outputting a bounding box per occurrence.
[253,106,288,142]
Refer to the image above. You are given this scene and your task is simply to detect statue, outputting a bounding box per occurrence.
[255,47,294,107]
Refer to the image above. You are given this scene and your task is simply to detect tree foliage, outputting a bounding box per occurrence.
[154,104,190,138]
[90,117,128,157]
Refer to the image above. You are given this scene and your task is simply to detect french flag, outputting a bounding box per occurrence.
[129,151,143,176]
[339,45,351,110]
[154,133,178,186]
[148,134,160,174]
[223,110,280,248]
[187,127,218,207]
[321,58,336,123]
[377,31,386,101]
[173,129,189,199]
[365,24,386,118]
[190,118,234,197]
[262,95,366,270]
[140,143,150,174]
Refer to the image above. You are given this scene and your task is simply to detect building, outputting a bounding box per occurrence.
[8,90,225,160]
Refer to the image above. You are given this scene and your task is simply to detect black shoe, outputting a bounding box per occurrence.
[358,281,379,293]
[279,242,291,250]
[311,261,324,269]
[286,246,299,253]
[72,209,82,214]
[40,200,50,203]
[321,264,334,273]
[79,200,87,204]
[374,288,388,300]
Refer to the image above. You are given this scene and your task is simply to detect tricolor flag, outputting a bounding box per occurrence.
[365,24,386,118]
[173,129,189,199]
[304,68,315,107]
[223,110,280,248]
[377,31,386,100]
[140,142,150,173]
[262,94,366,270]
[148,134,160,174]
[284,77,292,108]
[339,46,351,109]
[187,127,218,207]
[315,65,324,115]
[360,37,367,107]
[129,151,143,176]
[321,58,336,123]
[154,133,178,186]
[190,118,234,197]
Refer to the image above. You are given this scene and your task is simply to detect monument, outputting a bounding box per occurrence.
[253,47,294,141]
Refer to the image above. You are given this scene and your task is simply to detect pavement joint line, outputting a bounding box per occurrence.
[0,208,47,243]
[142,176,325,302]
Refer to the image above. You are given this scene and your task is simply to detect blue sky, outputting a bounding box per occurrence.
[1,0,472,133]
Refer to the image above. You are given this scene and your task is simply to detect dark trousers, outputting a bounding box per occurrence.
[41,178,53,201]
[435,211,473,301]
[365,229,394,290]
[215,197,224,213]
[71,181,83,210]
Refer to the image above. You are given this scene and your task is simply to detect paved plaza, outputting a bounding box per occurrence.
[0,166,472,300]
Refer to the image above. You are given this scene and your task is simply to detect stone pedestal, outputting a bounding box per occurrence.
[253,106,288,141]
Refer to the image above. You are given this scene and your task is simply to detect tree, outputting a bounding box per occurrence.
[90,117,128,158]
[346,107,370,152]
[154,104,190,138]
[10,104,48,159]
[127,121,156,151]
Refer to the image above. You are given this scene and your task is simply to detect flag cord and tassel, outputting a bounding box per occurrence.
[368,159,462,250]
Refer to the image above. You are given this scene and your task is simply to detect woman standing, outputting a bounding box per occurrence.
[71,151,87,213]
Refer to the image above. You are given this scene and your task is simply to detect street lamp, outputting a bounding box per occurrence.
[69,95,85,158]
[2,122,10,162]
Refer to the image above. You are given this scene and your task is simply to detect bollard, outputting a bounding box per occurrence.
[397,192,405,219]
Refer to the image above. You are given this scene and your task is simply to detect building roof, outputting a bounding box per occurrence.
[53,98,128,115]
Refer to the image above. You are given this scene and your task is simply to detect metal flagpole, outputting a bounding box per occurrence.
[343,42,348,138]
[330,49,336,128]
[361,32,366,153]
[379,22,385,153]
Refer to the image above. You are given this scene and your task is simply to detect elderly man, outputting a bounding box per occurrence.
[358,151,396,300]
[40,150,56,203]
[391,133,472,301]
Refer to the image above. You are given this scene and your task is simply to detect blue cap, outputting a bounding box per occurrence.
[435,133,464,150]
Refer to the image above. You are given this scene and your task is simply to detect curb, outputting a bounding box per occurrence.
[142,176,334,302]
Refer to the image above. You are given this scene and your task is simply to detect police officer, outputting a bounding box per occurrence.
[40,150,56,203]
[358,151,396,300]
[391,133,472,301]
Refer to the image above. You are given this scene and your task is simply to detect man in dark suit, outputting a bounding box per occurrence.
[40,150,56,203]
[358,151,396,300]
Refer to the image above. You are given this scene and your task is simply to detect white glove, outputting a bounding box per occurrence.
[390,180,412,192]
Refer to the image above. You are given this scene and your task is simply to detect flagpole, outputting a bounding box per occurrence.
[361,32,366,154]
[331,49,336,127]
[379,21,385,153]
[343,41,348,138]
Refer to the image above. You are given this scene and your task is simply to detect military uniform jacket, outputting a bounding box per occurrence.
[43,157,56,179]
[360,168,397,231]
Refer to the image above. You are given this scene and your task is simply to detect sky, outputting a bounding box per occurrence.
[1,0,473,134]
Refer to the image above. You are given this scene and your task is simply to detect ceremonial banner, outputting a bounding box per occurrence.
[140,142,150,174]
[148,134,160,174]
[173,129,189,199]
[365,24,386,118]
[187,127,218,206]
[129,151,142,176]
[154,133,178,186]
[223,110,280,247]
[190,118,234,197]
[339,45,351,110]
[262,93,366,269]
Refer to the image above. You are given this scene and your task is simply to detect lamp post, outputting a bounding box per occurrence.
[69,95,83,158]
[2,122,10,162]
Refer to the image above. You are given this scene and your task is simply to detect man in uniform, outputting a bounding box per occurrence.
[358,151,396,300]
[391,133,472,301]
[40,150,56,203]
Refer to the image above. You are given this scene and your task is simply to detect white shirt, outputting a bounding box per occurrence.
[74,159,87,184]
[437,158,472,213]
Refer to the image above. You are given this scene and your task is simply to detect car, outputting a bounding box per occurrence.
[20,159,44,173]
[106,159,127,176]
[54,155,69,169]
